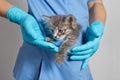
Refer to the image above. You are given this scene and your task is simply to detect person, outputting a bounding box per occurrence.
[0,0,106,80]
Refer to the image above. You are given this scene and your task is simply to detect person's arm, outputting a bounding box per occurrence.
[0,0,59,52]
[68,0,106,70]
[88,0,106,24]
[0,0,13,18]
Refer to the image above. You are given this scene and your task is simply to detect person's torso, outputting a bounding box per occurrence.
[13,1,93,80]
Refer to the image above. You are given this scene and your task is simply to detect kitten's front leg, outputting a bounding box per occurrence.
[56,38,76,64]
[56,48,66,64]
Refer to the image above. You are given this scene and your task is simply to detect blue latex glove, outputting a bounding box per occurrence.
[68,20,104,70]
[7,6,59,52]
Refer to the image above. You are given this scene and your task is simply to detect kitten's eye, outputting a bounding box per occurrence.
[50,29,54,33]
[59,30,62,32]
[52,30,54,32]
[59,30,63,33]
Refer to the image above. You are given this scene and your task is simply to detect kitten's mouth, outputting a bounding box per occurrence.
[53,36,61,41]
[53,36,60,40]
[54,36,66,41]
[52,37,58,41]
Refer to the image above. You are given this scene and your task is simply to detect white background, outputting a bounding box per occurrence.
[0,0,120,80]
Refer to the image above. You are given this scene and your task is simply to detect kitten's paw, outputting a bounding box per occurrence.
[55,54,65,64]
[46,38,53,42]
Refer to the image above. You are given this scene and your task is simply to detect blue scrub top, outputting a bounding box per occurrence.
[13,0,94,80]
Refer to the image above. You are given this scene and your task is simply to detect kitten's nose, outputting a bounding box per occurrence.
[55,36,57,38]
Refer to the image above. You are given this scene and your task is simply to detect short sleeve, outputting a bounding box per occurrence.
[88,0,95,2]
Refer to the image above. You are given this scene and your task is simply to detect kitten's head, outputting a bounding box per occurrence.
[43,15,77,40]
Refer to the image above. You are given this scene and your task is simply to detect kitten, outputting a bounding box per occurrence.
[43,15,81,64]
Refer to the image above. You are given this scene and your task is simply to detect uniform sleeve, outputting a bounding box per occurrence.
[88,0,95,2]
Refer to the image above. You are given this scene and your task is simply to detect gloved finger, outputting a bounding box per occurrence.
[70,54,91,60]
[33,39,59,53]
[81,57,90,70]
[68,49,93,55]
[71,37,100,52]
[70,40,96,52]
[92,42,100,53]
[22,27,59,53]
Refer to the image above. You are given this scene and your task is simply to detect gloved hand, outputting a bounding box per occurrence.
[7,6,59,52]
[68,20,104,70]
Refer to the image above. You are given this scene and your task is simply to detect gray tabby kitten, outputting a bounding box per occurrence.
[43,15,81,64]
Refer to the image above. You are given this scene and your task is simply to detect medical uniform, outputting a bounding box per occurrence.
[13,0,94,80]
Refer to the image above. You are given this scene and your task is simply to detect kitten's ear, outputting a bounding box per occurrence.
[66,15,75,23]
[43,15,50,22]
[66,15,76,29]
